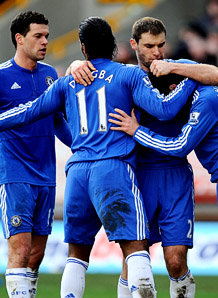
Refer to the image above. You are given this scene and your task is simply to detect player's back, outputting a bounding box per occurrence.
[64,58,136,168]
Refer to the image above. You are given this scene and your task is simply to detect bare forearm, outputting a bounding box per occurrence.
[169,63,218,85]
[150,60,218,85]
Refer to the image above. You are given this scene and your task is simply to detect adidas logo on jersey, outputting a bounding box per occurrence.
[11,82,21,89]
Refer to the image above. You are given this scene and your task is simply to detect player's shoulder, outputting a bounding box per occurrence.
[104,60,134,73]
[58,74,74,84]
[55,74,74,90]
[0,60,14,86]
[99,60,139,83]
[0,59,13,72]
[194,85,218,107]
[37,61,54,69]
[37,61,58,77]
[197,84,218,96]
[207,86,218,104]
[121,62,139,71]
[119,63,147,78]
[111,60,137,71]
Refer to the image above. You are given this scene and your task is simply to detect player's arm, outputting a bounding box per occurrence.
[0,78,65,131]
[65,60,96,86]
[54,113,72,147]
[109,94,217,157]
[130,68,197,120]
[150,60,218,85]
[133,98,216,156]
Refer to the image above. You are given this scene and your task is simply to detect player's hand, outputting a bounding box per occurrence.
[150,60,173,77]
[109,108,139,136]
[65,60,96,86]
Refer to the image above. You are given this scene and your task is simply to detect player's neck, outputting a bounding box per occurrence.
[14,52,37,71]
[142,66,149,72]
[139,62,149,72]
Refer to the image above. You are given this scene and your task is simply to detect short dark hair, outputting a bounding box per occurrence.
[79,16,117,60]
[132,17,166,43]
[10,10,48,48]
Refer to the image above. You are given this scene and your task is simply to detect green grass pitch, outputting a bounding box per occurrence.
[0,274,218,297]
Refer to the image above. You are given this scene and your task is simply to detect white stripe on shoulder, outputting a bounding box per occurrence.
[37,61,52,67]
[0,60,13,70]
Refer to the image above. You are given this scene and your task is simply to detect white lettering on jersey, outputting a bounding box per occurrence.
[99,70,106,79]
[105,74,113,84]
[69,80,75,89]
[92,70,114,83]
[92,70,98,79]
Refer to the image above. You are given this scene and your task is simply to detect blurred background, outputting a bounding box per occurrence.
[0,0,218,286]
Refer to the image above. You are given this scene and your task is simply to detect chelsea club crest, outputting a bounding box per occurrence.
[11,215,22,227]
[46,76,55,86]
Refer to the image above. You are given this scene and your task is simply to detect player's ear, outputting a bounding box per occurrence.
[81,43,86,55]
[169,84,177,91]
[81,43,88,59]
[15,33,23,46]
[130,38,137,51]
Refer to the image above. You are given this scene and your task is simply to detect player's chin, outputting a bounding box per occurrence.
[37,54,46,61]
[38,51,46,59]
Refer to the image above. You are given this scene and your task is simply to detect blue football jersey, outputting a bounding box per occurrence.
[135,58,199,168]
[0,58,58,185]
[134,85,218,183]
[0,58,196,171]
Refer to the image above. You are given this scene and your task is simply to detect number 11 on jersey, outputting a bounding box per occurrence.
[76,86,107,135]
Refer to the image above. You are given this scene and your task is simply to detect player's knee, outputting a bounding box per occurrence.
[119,239,148,258]
[8,245,31,267]
[165,254,186,278]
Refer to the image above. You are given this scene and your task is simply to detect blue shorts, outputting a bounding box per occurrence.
[136,163,194,248]
[64,159,149,245]
[0,183,55,239]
